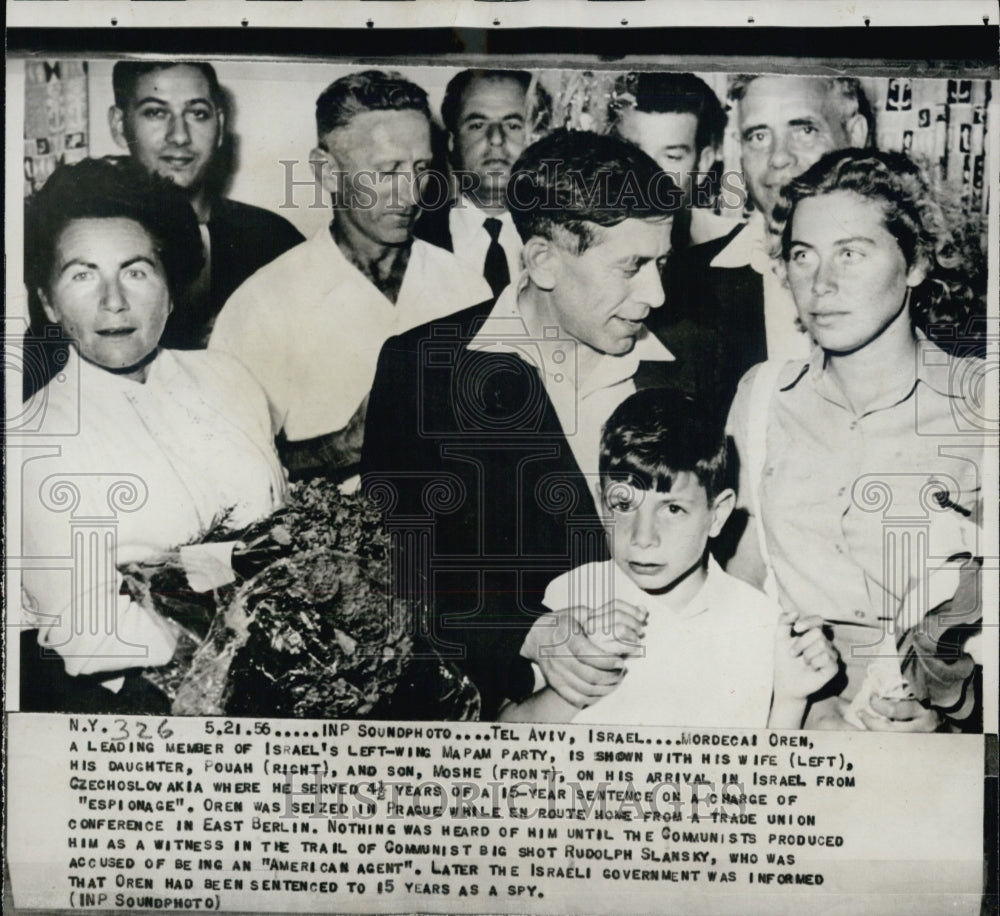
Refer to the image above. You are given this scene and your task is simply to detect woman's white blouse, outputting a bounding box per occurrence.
[20,347,287,677]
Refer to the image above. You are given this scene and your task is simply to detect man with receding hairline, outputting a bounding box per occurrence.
[415,69,551,299]
[210,70,489,481]
[660,73,873,402]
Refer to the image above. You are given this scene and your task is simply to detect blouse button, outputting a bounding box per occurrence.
[853,609,866,620]
[849,420,858,431]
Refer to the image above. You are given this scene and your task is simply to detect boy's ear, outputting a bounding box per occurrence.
[708,488,736,538]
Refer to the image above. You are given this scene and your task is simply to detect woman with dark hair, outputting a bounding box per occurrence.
[20,158,286,712]
[726,149,985,732]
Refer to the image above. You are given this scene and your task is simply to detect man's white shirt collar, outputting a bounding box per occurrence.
[450,194,516,238]
[467,273,674,394]
[709,210,773,273]
[468,273,674,494]
[448,195,522,280]
[709,211,812,360]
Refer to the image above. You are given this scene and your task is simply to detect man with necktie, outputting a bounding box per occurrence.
[415,69,551,298]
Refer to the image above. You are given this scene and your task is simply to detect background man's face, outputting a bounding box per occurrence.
[615,109,707,203]
[112,65,222,193]
[546,218,671,357]
[738,75,853,225]
[451,77,529,208]
[327,108,432,249]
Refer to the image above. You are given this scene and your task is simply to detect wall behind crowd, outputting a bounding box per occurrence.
[26,60,992,242]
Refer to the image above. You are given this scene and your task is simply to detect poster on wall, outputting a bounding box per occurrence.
[4,2,998,915]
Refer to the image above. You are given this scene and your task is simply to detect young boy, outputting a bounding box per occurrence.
[500,388,838,727]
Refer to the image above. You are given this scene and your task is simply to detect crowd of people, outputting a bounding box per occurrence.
[18,62,987,731]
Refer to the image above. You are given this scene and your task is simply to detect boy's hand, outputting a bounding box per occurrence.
[772,610,839,701]
[584,600,648,656]
[521,601,646,708]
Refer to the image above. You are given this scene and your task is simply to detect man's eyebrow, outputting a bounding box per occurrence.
[786,116,826,129]
[661,143,693,151]
[57,257,96,274]
[134,95,214,108]
[460,110,524,123]
[121,255,159,269]
[741,123,770,137]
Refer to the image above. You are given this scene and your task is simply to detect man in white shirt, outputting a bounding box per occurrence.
[664,74,874,401]
[210,70,490,479]
[415,69,551,298]
[362,129,687,717]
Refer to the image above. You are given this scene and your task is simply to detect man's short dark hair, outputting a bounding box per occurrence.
[609,72,727,153]
[112,60,223,110]
[25,156,205,302]
[315,70,431,143]
[599,388,728,501]
[440,69,552,136]
[728,74,875,146]
[506,128,682,253]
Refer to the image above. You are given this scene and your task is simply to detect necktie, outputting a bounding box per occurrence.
[483,217,511,298]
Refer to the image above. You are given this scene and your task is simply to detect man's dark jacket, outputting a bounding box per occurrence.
[652,222,767,409]
[161,198,305,349]
[413,201,458,253]
[360,299,712,718]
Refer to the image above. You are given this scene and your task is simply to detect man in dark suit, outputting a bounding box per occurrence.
[657,74,874,406]
[363,129,691,718]
[108,61,305,349]
[415,69,551,299]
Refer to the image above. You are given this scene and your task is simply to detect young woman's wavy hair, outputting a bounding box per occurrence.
[773,148,987,354]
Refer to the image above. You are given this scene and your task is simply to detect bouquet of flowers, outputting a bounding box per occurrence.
[119,478,480,720]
